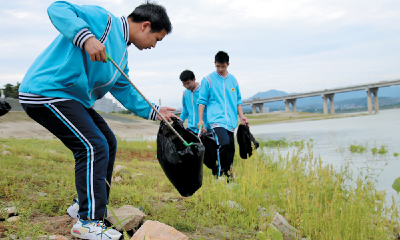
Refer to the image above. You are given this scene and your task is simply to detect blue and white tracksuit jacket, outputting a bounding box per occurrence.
[19,1,159,120]
[198,71,243,132]
[180,85,209,134]
[17,1,159,221]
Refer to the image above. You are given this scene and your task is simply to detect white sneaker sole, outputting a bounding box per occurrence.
[72,231,121,240]
[71,226,121,240]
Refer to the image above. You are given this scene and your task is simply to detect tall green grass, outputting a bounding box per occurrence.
[0,138,398,239]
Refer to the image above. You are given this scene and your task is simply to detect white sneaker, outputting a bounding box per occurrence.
[67,199,79,219]
[71,219,122,240]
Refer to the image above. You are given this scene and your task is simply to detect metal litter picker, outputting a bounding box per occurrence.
[106,52,192,147]
[106,53,205,197]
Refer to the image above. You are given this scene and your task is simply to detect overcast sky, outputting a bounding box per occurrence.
[1,0,399,108]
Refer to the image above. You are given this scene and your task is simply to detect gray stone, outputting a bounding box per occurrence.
[272,213,301,240]
[114,165,126,174]
[147,145,152,149]
[106,205,146,231]
[114,176,123,183]
[38,192,48,197]
[131,220,189,240]
[1,151,10,155]
[48,150,56,154]
[221,200,245,212]
[30,235,69,240]
[6,216,19,223]
[5,207,16,216]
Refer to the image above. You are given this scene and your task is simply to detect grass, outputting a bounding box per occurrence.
[349,145,367,153]
[0,138,399,239]
[257,138,312,148]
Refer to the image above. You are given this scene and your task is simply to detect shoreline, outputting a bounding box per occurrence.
[0,110,374,139]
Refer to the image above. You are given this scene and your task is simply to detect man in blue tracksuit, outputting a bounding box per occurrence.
[18,1,174,239]
[179,70,208,134]
[198,51,248,178]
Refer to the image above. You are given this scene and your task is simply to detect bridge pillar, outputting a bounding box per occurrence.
[251,103,263,114]
[321,94,335,115]
[283,99,297,112]
[366,87,379,114]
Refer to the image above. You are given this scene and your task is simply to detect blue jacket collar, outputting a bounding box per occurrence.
[215,71,229,79]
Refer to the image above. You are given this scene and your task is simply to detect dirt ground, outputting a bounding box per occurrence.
[0,112,159,140]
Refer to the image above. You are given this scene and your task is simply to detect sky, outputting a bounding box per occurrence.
[1,0,400,108]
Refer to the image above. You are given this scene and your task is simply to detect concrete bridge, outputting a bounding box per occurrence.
[242,79,400,114]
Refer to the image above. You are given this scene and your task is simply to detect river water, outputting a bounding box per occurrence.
[251,108,400,205]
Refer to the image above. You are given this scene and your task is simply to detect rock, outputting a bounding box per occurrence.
[38,192,48,197]
[5,207,16,216]
[48,236,69,240]
[2,151,10,155]
[25,156,33,160]
[131,220,189,240]
[48,150,56,154]
[114,176,123,183]
[26,235,69,240]
[7,216,19,223]
[1,145,9,148]
[146,165,151,168]
[106,205,146,232]
[134,174,145,179]
[147,145,152,149]
[221,200,245,212]
[114,165,126,174]
[162,196,171,202]
[272,213,301,240]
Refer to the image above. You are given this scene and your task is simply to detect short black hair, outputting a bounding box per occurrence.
[215,51,229,64]
[180,70,195,82]
[128,1,172,34]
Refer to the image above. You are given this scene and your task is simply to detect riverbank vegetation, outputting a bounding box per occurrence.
[0,138,398,239]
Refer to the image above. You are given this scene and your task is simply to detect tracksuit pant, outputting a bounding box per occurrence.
[21,100,116,220]
[213,127,235,177]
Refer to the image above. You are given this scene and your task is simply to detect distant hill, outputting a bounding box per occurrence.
[243,85,400,111]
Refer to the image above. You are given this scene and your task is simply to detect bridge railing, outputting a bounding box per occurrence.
[242,79,400,104]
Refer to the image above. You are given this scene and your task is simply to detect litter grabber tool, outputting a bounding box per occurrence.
[106,52,192,147]
[197,124,203,138]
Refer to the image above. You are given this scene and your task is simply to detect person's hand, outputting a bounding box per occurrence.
[240,115,248,125]
[197,120,206,134]
[83,37,107,62]
[157,106,177,122]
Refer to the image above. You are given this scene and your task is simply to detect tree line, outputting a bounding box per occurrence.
[1,83,20,98]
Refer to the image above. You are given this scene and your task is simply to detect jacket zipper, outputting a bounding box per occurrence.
[191,91,195,129]
[223,78,228,129]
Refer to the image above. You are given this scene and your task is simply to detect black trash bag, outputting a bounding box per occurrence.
[237,124,259,159]
[0,99,11,117]
[200,130,218,170]
[157,117,205,197]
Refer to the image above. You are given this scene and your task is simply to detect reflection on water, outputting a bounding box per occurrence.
[251,108,400,205]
